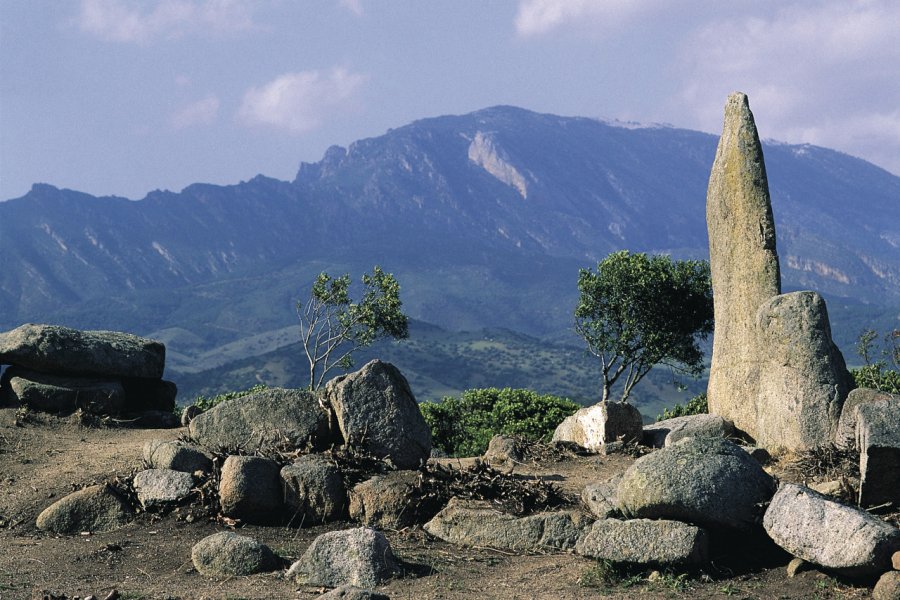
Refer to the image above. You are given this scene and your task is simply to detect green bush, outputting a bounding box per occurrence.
[657,392,708,422]
[850,363,900,395]
[420,388,579,457]
[192,384,269,412]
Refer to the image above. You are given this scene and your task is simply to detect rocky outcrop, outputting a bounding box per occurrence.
[575,518,709,566]
[287,527,399,588]
[551,402,642,452]
[856,397,900,507]
[191,532,278,577]
[617,437,775,532]
[36,484,133,534]
[642,414,735,448]
[281,454,348,526]
[219,456,283,524]
[763,483,900,577]
[324,360,431,469]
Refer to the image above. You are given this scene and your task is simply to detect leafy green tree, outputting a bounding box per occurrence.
[420,388,579,457]
[298,266,408,390]
[574,251,714,403]
[851,328,900,394]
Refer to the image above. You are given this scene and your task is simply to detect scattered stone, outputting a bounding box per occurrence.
[189,387,331,454]
[191,531,278,577]
[835,388,897,449]
[143,439,212,473]
[894,550,900,570]
[36,484,133,534]
[581,475,621,519]
[856,397,900,507]
[281,454,347,526]
[705,92,781,440]
[349,470,419,530]
[874,571,900,600]
[324,360,432,469]
[315,586,389,600]
[4,368,125,414]
[287,527,398,588]
[551,402,642,452]
[617,437,775,532]
[642,414,735,448]
[219,456,283,524]
[180,405,203,427]
[482,435,522,466]
[133,469,194,509]
[0,323,165,379]
[755,291,851,449]
[423,497,590,552]
[575,518,709,566]
[808,480,843,497]
[763,483,900,577]
[786,557,809,578]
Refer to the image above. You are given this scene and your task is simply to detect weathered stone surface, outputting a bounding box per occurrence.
[894,550,900,570]
[180,404,203,427]
[706,92,781,439]
[0,323,165,379]
[143,439,212,473]
[642,414,735,448]
[133,469,194,509]
[575,518,709,566]
[191,531,278,577]
[856,397,900,507]
[189,387,331,454]
[324,360,431,469]
[5,368,125,414]
[836,388,897,449]
[874,571,900,600]
[755,291,851,449]
[763,483,900,577]
[618,437,775,531]
[482,435,522,466]
[219,456,283,524]
[287,527,398,588]
[424,497,591,552]
[315,586,390,600]
[36,484,133,534]
[281,454,347,526]
[581,475,622,519]
[551,402,642,452]
[349,470,420,530]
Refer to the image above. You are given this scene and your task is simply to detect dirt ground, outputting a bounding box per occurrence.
[0,407,878,600]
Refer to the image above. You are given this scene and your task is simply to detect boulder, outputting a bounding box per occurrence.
[836,388,897,449]
[189,387,331,454]
[581,475,622,519]
[754,291,851,449]
[315,586,389,600]
[287,527,399,588]
[4,368,124,414]
[191,531,278,577]
[219,456,283,524]
[0,323,165,379]
[617,437,775,532]
[143,439,213,473]
[642,414,735,448]
[763,483,900,577]
[349,470,420,530]
[575,518,709,566]
[705,92,781,439]
[121,378,177,413]
[551,402,642,452]
[133,469,194,509]
[423,497,590,552]
[874,571,900,600]
[324,360,431,469]
[36,484,133,534]
[482,435,522,466]
[856,397,900,507]
[281,454,348,526]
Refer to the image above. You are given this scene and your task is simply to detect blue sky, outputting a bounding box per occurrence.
[2,0,899,201]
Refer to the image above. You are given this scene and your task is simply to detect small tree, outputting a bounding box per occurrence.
[574,251,714,403]
[298,266,409,390]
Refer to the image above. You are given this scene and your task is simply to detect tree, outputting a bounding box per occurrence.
[298,266,409,390]
[574,251,714,404]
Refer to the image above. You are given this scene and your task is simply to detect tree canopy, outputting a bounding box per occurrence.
[574,251,714,403]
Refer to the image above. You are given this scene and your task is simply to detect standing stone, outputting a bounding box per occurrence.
[755,291,851,449]
[706,92,781,437]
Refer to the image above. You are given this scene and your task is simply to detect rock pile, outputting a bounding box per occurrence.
[0,323,177,423]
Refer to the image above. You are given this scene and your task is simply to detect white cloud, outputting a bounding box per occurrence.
[339,0,364,17]
[170,95,220,129]
[237,68,367,134]
[514,0,666,36]
[75,0,258,43]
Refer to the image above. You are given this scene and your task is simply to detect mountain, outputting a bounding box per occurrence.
[1,106,898,408]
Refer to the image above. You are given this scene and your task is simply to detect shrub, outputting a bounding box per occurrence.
[657,392,708,422]
[850,363,900,395]
[191,384,269,412]
[420,388,580,457]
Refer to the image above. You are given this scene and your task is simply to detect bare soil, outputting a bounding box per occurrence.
[0,408,877,600]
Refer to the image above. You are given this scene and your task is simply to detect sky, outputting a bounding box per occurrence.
[2,0,899,201]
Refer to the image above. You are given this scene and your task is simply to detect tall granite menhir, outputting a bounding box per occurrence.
[705,92,850,450]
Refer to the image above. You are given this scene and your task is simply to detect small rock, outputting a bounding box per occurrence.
[143,439,212,473]
[786,557,808,578]
[315,585,390,599]
[287,527,398,588]
[482,435,522,466]
[642,414,735,448]
[893,550,900,570]
[581,475,621,519]
[133,469,194,509]
[36,484,133,534]
[191,531,278,577]
[575,518,709,566]
[808,480,842,497]
[349,470,420,530]
[874,571,900,600]
[180,405,203,426]
[219,455,283,524]
[281,454,347,526]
